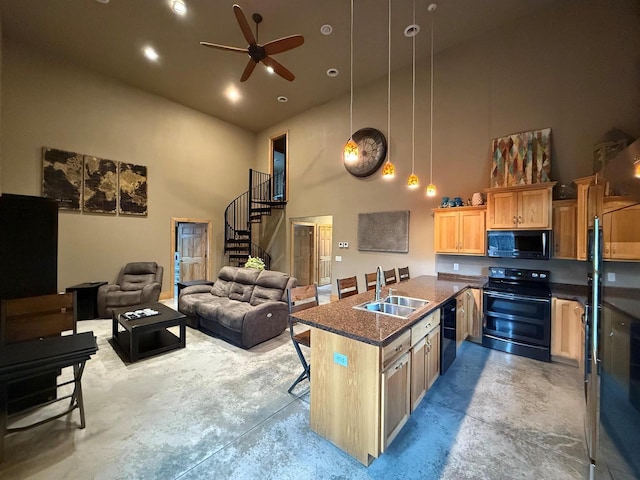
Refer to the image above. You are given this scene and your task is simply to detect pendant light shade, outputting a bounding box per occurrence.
[343,0,358,164]
[407,173,419,188]
[382,0,395,179]
[426,3,437,197]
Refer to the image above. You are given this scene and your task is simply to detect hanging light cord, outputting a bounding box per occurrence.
[411,0,416,174]
[350,0,354,139]
[429,7,434,184]
[387,0,391,164]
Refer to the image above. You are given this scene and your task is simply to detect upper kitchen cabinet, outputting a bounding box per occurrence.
[602,197,640,260]
[433,206,486,255]
[485,183,555,230]
[553,200,577,259]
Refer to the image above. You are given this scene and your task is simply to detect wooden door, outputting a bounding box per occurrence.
[292,223,315,285]
[433,210,459,253]
[553,200,577,259]
[426,326,440,390]
[517,188,551,229]
[459,209,486,254]
[177,222,208,282]
[487,191,518,229]
[317,224,332,286]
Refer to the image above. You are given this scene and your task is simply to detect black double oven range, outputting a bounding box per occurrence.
[482,267,552,362]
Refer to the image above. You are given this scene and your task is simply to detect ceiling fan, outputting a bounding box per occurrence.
[200,4,304,82]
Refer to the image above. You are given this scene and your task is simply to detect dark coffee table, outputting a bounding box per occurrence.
[111,303,186,362]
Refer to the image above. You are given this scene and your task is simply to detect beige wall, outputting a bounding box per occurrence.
[0,40,256,294]
[256,1,640,292]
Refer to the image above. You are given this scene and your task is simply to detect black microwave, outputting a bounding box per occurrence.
[487,230,551,260]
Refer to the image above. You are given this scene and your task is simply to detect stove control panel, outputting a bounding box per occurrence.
[488,267,550,283]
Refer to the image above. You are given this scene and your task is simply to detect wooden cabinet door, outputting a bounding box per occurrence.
[517,188,551,229]
[381,351,411,452]
[426,326,440,390]
[434,210,459,253]
[487,191,517,229]
[553,201,577,259]
[466,288,482,341]
[551,298,581,361]
[410,337,427,412]
[609,203,640,260]
[456,293,468,347]
[459,210,486,254]
[574,176,595,261]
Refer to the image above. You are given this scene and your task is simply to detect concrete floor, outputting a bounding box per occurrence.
[1,313,589,479]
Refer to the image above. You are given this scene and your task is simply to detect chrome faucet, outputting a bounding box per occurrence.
[375,265,383,302]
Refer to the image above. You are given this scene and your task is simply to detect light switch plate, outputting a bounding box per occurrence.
[453,263,459,271]
[607,272,616,282]
[335,255,342,262]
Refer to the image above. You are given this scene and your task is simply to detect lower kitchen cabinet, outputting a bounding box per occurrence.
[551,298,583,363]
[410,310,441,412]
[381,350,411,451]
[456,288,482,345]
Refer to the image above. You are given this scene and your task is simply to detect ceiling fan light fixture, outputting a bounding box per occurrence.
[171,0,187,16]
[266,65,275,74]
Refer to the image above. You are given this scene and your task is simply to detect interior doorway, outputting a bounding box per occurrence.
[290,216,333,286]
[170,217,212,297]
[269,132,288,201]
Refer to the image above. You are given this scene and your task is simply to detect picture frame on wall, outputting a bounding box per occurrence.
[83,155,117,214]
[118,162,148,216]
[42,147,83,211]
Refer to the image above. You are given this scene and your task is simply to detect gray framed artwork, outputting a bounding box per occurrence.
[42,147,83,211]
[357,210,409,253]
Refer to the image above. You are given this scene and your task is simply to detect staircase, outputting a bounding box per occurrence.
[224,169,286,269]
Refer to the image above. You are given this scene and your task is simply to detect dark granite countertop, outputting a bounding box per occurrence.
[551,283,639,322]
[292,275,484,347]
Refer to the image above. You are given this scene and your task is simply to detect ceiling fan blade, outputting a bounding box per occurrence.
[200,42,247,53]
[233,4,256,46]
[263,35,305,56]
[240,59,257,82]
[263,57,295,81]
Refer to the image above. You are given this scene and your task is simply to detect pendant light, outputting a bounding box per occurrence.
[382,0,395,179]
[343,0,358,164]
[426,3,437,197]
[406,0,419,189]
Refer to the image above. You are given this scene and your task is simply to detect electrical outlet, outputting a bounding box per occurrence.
[607,272,616,282]
[338,242,344,248]
[344,242,349,248]
[453,263,459,271]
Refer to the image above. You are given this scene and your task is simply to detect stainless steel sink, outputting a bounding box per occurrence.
[353,301,416,319]
[383,295,429,309]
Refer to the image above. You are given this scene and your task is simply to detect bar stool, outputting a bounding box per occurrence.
[398,266,410,282]
[364,272,377,291]
[383,269,397,285]
[286,285,319,393]
[337,276,359,299]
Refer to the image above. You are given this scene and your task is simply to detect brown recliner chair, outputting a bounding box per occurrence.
[97,262,163,318]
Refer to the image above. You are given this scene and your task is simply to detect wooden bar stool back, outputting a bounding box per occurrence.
[398,266,410,282]
[336,276,359,299]
[383,269,397,285]
[364,272,377,291]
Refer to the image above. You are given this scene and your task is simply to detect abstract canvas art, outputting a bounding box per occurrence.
[83,155,117,214]
[491,128,551,187]
[357,210,409,253]
[42,147,83,211]
[119,163,148,216]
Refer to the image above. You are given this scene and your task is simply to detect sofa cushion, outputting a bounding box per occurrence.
[215,300,253,332]
[228,268,260,302]
[179,292,215,316]
[195,297,232,320]
[210,266,237,297]
[250,270,291,306]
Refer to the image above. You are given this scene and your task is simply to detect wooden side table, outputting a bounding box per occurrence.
[65,282,107,320]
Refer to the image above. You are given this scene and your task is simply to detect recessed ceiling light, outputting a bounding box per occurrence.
[226,86,241,103]
[266,66,275,74]
[143,46,159,62]
[404,24,420,37]
[277,96,288,103]
[326,68,339,77]
[95,0,109,4]
[320,24,333,35]
[171,0,187,16]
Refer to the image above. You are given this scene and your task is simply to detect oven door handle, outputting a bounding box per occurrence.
[484,291,550,303]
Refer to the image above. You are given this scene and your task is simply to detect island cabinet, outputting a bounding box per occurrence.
[410,310,441,411]
[485,182,555,230]
[552,200,577,259]
[433,206,486,255]
[551,298,584,363]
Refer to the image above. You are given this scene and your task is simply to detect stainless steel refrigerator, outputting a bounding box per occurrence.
[585,140,640,479]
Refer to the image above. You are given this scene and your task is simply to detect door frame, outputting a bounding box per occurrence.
[290,221,317,285]
[170,217,213,297]
[269,130,289,202]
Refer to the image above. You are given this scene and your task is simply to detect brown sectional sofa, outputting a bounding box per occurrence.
[178,266,297,348]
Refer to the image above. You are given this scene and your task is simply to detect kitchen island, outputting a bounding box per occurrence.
[291,275,482,465]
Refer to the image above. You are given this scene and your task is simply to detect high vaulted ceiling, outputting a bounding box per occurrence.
[0,0,558,132]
